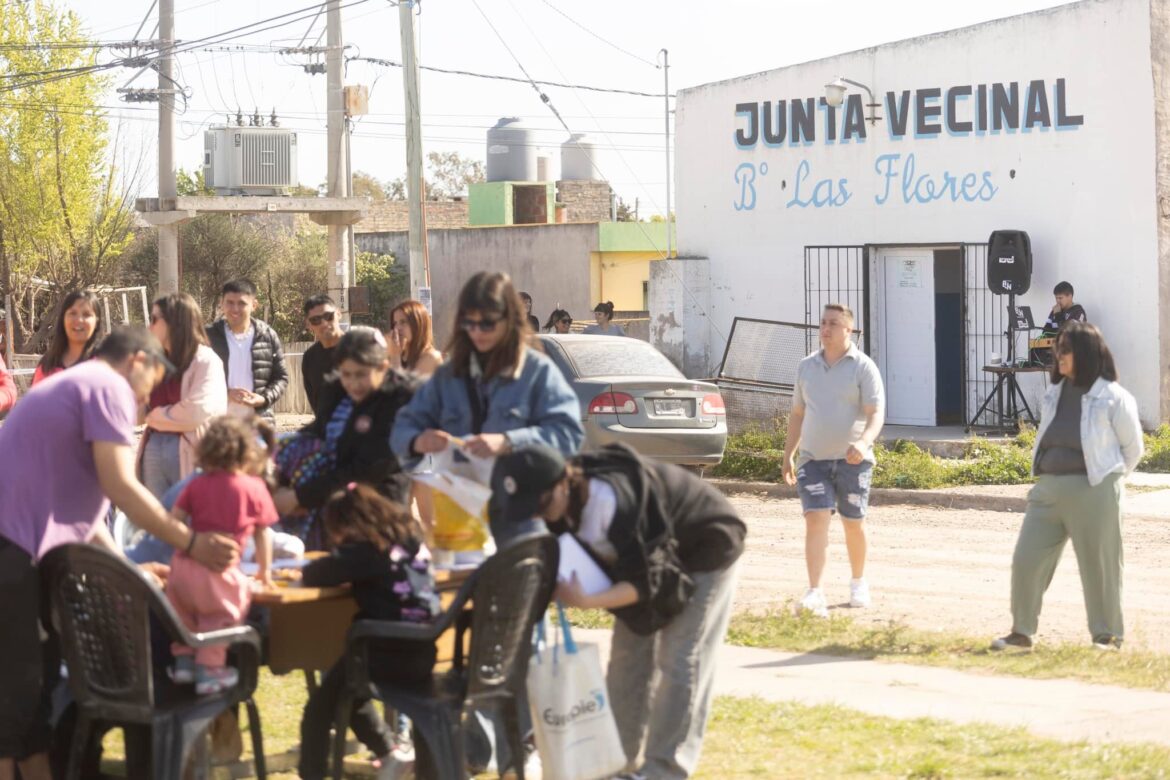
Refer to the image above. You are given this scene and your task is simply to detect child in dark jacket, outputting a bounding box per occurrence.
[272,327,416,549]
[297,483,440,780]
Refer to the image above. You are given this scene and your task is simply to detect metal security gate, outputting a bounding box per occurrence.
[803,246,869,354]
[962,242,1012,427]
[805,243,1009,426]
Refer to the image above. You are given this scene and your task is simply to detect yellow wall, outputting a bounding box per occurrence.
[591,250,671,311]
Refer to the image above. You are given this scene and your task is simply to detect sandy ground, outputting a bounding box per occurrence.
[267,415,1170,652]
[728,492,1170,651]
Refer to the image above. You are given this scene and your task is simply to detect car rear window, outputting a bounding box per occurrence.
[561,340,684,378]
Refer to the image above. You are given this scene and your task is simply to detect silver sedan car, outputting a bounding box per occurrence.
[539,334,728,466]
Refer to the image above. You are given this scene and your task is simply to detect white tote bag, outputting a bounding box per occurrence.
[527,605,627,780]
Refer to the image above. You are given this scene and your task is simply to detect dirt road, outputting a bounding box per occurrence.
[727,491,1170,651]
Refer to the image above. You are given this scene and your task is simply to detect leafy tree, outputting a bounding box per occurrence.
[351,171,389,201]
[615,197,637,222]
[263,230,328,341]
[122,214,281,328]
[352,251,408,330]
[425,151,485,199]
[176,168,213,196]
[287,183,321,197]
[387,150,485,200]
[0,0,139,350]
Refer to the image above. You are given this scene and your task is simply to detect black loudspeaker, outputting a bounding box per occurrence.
[987,230,1032,295]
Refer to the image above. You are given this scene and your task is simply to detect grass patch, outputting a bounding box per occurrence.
[556,606,615,629]
[1140,425,1170,473]
[697,696,1170,779]
[713,421,1036,488]
[103,675,1170,779]
[716,419,1170,484]
[727,608,1170,693]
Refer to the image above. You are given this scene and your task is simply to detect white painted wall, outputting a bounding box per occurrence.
[676,0,1163,425]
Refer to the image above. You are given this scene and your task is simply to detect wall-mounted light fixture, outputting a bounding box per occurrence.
[824,77,882,126]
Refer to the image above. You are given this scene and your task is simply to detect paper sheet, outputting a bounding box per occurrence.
[557,534,613,596]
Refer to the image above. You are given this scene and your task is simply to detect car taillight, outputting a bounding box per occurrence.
[701,393,726,415]
[589,392,638,415]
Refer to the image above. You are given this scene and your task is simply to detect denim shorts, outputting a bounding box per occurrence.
[796,459,873,519]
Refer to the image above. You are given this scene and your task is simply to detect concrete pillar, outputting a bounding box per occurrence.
[1152,0,1170,424]
[649,256,711,379]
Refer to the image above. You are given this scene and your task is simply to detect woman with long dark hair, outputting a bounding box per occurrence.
[991,321,1143,653]
[139,293,228,499]
[583,300,626,336]
[388,299,442,377]
[32,290,102,385]
[543,308,572,334]
[390,271,584,541]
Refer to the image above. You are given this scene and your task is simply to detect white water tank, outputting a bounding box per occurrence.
[486,117,538,182]
[560,134,600,180]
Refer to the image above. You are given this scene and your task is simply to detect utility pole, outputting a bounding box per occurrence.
[660,48,672,258]
[326,0,352,321]
[399,0,427,302]
[157,0,179,293]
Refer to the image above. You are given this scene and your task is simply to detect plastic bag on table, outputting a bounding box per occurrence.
[411,447,494,553]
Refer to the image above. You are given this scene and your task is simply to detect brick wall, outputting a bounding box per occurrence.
[557,180,613,223]
[354,200,470,233]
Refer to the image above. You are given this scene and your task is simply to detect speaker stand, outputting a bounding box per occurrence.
[966,293,1037,432]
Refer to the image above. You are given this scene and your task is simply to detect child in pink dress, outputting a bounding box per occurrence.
[166,416,278,694]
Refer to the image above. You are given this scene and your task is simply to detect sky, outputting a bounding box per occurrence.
[61,0,1073,217]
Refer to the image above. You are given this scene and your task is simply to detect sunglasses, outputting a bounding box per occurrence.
[460,317,502,333]
[308,311,337,326]
[560,318,572,326]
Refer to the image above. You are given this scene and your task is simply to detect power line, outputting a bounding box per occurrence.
[132,1,160,42]
[0,100,676,151]
[0,0,370,96]
[497,0,713,345]
[471,0,587,137]
[347,56,671,99]
[540,1,660,69]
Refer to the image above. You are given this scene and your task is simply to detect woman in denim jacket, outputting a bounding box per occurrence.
[991,322,1143,653]
[390,271,584,777]
[391,271,584,542]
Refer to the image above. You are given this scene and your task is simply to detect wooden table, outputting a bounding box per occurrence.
[254,567,473,675]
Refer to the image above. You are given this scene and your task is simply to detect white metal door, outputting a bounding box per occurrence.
[873,249,936,426]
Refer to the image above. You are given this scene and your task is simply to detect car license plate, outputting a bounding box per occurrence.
[653,398,688,416]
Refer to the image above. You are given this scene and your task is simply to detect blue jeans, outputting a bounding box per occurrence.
[141,431,182,500]
[124,472,197,565]
[795,459,873,519]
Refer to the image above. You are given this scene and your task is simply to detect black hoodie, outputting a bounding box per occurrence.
[294,371,418,509]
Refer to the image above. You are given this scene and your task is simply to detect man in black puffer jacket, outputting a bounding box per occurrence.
[205,279,288,422]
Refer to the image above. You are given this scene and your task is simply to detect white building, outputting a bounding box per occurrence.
[675,0,1170,427]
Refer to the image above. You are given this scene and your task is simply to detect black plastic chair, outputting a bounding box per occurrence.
[331,532,559,780]
[39,543,267,780]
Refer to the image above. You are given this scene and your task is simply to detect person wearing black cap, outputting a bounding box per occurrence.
[493,442,746,780]
[0,326,240,780]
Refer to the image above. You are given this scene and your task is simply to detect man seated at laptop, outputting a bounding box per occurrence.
[1042,281,1087,334]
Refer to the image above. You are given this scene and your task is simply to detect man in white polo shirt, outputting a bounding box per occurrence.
[782,303,885,617]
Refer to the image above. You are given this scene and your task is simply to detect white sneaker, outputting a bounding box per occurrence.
[849,578,871,608]
[796,587,829,617]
